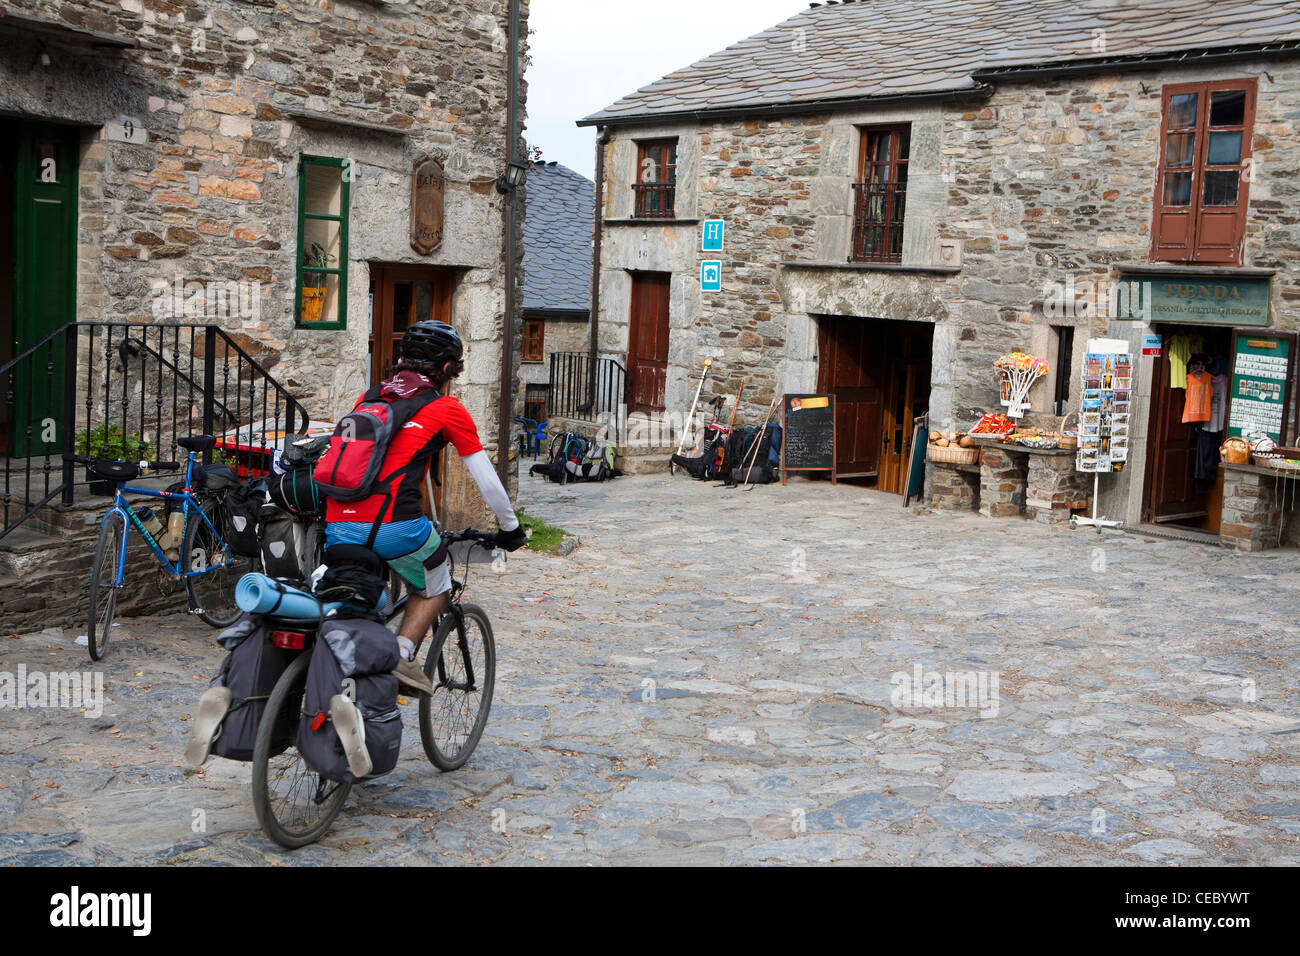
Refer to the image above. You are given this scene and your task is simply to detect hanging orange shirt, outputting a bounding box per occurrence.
[1182,370,1212,423]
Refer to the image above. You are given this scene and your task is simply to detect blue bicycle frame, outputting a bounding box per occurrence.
[98,453,231,587]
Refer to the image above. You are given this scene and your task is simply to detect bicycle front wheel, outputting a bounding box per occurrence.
[418,603,496,771]
[87,511,126,661]
[184,495,253,627]
[252,652,352,849]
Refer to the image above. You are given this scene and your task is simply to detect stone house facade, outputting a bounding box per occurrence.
[0,0,528,523]
[580,0,1300,535]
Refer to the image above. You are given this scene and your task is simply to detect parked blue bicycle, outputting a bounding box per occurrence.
[65,435,253,660]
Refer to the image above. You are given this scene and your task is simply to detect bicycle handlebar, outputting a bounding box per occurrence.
[443,528,497,546]
[62,453,181,472]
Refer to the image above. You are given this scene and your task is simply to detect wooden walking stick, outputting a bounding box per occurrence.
[739,395,778,490]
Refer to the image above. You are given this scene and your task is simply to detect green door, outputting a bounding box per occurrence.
[11,123,79,457]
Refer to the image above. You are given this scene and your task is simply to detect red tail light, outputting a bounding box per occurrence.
[271,630,306,650]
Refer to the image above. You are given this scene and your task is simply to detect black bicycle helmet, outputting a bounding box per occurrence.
[399,320,463,366]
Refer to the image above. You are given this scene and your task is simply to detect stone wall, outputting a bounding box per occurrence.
[517,312,588,411]
[1219,465,1300,551]
[1,0,529,525]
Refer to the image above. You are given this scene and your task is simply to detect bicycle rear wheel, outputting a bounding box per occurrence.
[87,511,126,662]
[252,653,352,849]
[185,495,253,627]
[418,603,495,771]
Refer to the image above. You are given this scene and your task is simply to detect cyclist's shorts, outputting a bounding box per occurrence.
[325,518,450,598]
[384,527,451,599]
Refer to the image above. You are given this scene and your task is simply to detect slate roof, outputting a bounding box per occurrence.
[523,162,594,314]
[581,0,1300,125]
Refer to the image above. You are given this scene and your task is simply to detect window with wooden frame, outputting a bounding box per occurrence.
[521,317,545,362]
[1151,79,1256,265]
[851,125,909,263]
[634,138,677,219]
[296,155,350,329]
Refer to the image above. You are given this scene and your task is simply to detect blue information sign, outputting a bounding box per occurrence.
[702,220,724,252]
[700,260,722,292]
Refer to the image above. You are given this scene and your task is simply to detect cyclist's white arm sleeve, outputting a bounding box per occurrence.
[462,450,519,531]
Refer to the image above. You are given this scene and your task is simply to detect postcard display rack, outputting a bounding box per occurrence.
[1071,342,1132,530]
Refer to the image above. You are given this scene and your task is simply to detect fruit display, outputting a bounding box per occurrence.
[969,413,1015,436]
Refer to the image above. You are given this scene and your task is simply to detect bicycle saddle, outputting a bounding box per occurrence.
[178,435,217,452]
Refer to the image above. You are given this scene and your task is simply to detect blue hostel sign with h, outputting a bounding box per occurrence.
[700,260,722,292]
[702,219,724,252]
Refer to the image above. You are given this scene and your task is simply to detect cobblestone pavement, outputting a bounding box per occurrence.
[3,470,1299,866]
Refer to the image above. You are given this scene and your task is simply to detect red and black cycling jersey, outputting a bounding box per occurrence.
[324,383,484,525]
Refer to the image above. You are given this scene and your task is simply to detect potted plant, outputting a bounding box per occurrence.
[76,423,152,494]
[301,242,334,323]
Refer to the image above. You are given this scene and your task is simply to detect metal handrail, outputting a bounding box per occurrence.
[2,321,310,542]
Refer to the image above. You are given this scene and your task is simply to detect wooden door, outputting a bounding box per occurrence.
[878,330,932,493]
[1143,334,1203,522]
[10,123,78,456]
[627,271,670,414]
[817,318,885,477]
[368,264,453,384]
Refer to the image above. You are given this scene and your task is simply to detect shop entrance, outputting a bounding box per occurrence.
[1141,323,1234,532]
[816,315,932,493]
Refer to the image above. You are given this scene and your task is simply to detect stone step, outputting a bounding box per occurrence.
[619,454,673,476]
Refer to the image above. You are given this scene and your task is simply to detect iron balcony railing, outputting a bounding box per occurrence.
[632,181,677,219]
[548,351,627,440]
[850,180,907,264]
[0,322,310,542]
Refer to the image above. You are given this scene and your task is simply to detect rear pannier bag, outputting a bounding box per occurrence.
[296,618,402,782]
[259,506,303,581]
[225,482,266,558]
[209,614,299,762]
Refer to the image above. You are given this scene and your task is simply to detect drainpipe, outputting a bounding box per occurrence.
[497,0,521,485]
[583,125,610,414]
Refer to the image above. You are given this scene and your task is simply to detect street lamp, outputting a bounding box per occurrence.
[496,160,529,193]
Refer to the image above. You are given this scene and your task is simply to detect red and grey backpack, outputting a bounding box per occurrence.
[313,375,441,502]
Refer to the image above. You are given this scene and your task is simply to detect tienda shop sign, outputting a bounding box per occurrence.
[1117,275,1270,326]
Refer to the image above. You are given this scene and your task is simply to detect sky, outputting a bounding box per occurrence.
[524,0,809,181]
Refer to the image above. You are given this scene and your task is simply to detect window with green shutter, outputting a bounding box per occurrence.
[296,154,350,329]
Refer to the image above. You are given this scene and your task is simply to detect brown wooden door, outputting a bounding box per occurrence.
[627,271,670,414]
[878,332,932,493]
[817,318,885,477]
[1143,333,1203,522]
[368,264,453,384]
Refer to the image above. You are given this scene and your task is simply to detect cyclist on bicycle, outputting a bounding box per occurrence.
[323,320,527,694]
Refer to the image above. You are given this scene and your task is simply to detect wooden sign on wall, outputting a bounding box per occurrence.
[410,156,445,255]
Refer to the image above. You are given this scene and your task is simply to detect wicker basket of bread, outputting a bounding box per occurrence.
[928,429,980,465]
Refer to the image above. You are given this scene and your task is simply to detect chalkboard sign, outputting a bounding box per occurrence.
[903,419,928,507]
[781,393,836,485]
[1228,330,1295,444]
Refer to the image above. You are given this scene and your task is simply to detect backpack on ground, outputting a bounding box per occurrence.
[205,615,300,762]
[671,423,730,480]
[529,432,619,483]
[313,379,441,501]
[296,618,402,782]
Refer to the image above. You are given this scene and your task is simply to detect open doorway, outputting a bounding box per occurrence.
[816,315,932,494]
[1142,323,1234,532]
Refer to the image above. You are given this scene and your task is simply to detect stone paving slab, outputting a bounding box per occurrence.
[2,470,1299,865]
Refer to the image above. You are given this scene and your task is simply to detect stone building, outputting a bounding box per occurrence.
[0,0,529,527]
[518,160,593,427]
[579,0,1300,540]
